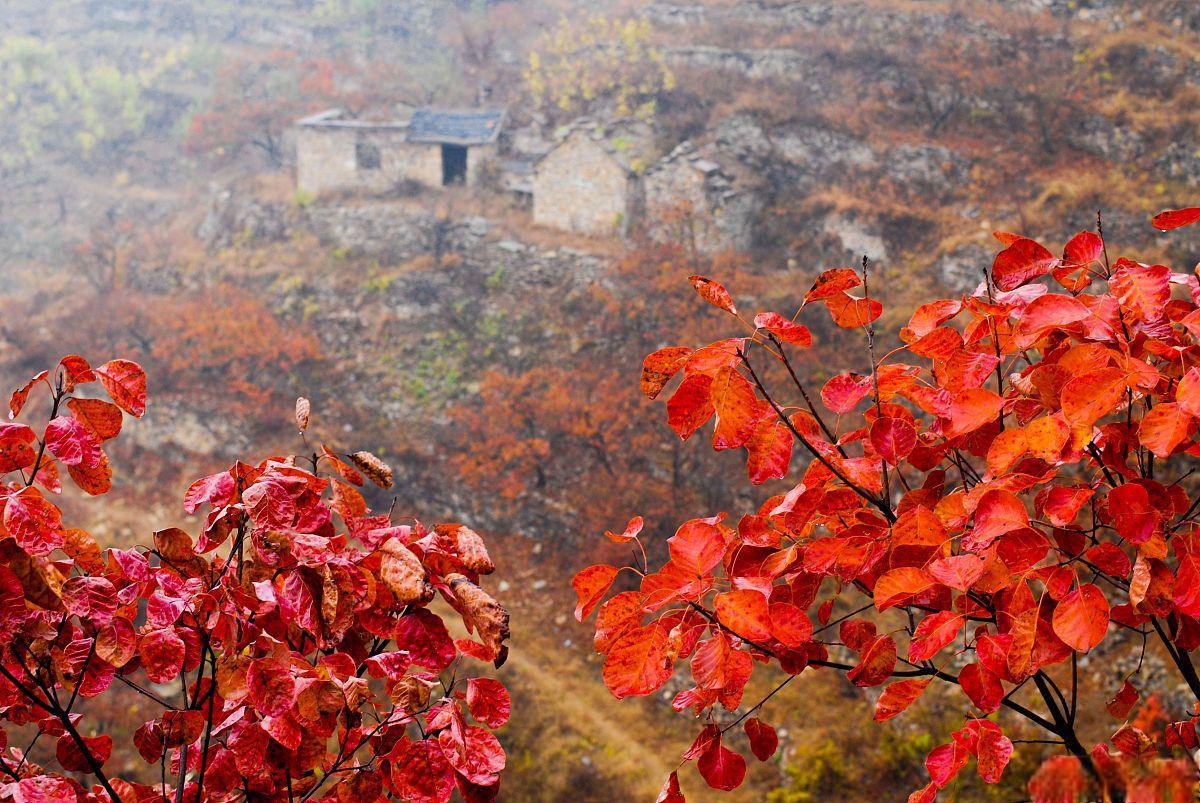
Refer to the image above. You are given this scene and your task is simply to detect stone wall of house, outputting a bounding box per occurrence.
[467,143,498,186]
[296,127,445,196]
[532,132,632,237]
[643,149,762,253]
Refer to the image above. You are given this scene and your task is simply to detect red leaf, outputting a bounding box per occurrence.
[1139,402,1192,458]
[0,423,37,473]
[182,471,235,515]
[390,738,456,803]
[767,602,813,648]
[928,554,986,592]
[1111,262,1170,321]
[821,372,871,415]
[753,312,811,346]
[137,628,185,684]
[1106,679,1139,719]
[991,237,1058,291]
[248,657,296,717]
[825,292,883,328]
[61,576,118,625]
[848,634,897,687]
[67,453,112,496]
[604,516,644,543]
[94,359,147,417]
[959,662,1003,713]
[573,565,620,622]
[1060,367,1127,427]
[1028,756,1087,803]
[946,388,1003,439]
[58,355,95,389]
[909,612,965,662]
[1152,206,1200,231]
[744,717,778,761]
[667,518,726,576]
[713,589,772,642]
[926,741,967,788]
[8,371,48,420]
[656,772,686,803]
[697,735,747,791]
[55,732,112,773]
[667,373,715,440]
[1051,584,1110,651]
[688,275,737,315]
[975,720,1013,783]
[969,489,1028,551]
[466,678,510,729]
[870,417,916,466]
[43,415,102,468]
[805,268,861,301]
[3,487,64,555]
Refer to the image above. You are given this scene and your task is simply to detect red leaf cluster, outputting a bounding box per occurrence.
[572,208,1200,800]
[0,360,510,802]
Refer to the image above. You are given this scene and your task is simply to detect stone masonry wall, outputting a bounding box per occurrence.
[643,154,761,253]
[296,127,444,196]
[532,132,631,237]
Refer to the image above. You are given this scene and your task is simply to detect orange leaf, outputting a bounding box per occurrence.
[1138,402,1192,458]
[688,275,737,315]
[602,624,674,699]
[641,347,693,400]
[1060,368,1126,427]
[714,589,772,642]
[873,567,935,611]
[825,292,883,328]
[874,678,931,721]
[710,366,760,451]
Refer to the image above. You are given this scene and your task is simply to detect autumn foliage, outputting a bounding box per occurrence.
[0,358,510,801]
[574,207,1200,801]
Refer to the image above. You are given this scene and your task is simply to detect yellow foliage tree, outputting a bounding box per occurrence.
[524,15,675,123]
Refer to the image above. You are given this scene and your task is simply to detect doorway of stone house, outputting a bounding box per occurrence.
[442,144,467,185]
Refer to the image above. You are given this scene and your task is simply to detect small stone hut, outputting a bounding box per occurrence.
[295,107,505,197]
[643,141,765,253]
[531,120,655,238]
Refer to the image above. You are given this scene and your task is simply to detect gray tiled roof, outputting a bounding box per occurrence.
[407,109,506,145]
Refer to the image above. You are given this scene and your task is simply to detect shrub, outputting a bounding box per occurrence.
[0,358,510,801]
[573,205,1200,801]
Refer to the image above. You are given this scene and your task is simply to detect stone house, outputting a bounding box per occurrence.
[531,120,655,238]
[643,141,765,253]
[295,107,505,197]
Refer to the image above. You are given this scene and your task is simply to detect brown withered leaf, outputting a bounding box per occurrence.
[153,527,195,564]
[378,538,433,606]
[215,655,250,700]
[447,573,510,663]
[349,451,393,489]
[390,674,435,713]
[295,397,311,433]
[439,524,495,575]
[59,528,105,573]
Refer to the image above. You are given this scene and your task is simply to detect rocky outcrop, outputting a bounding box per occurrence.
[198,189,292,251]
[663,46,806,80]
